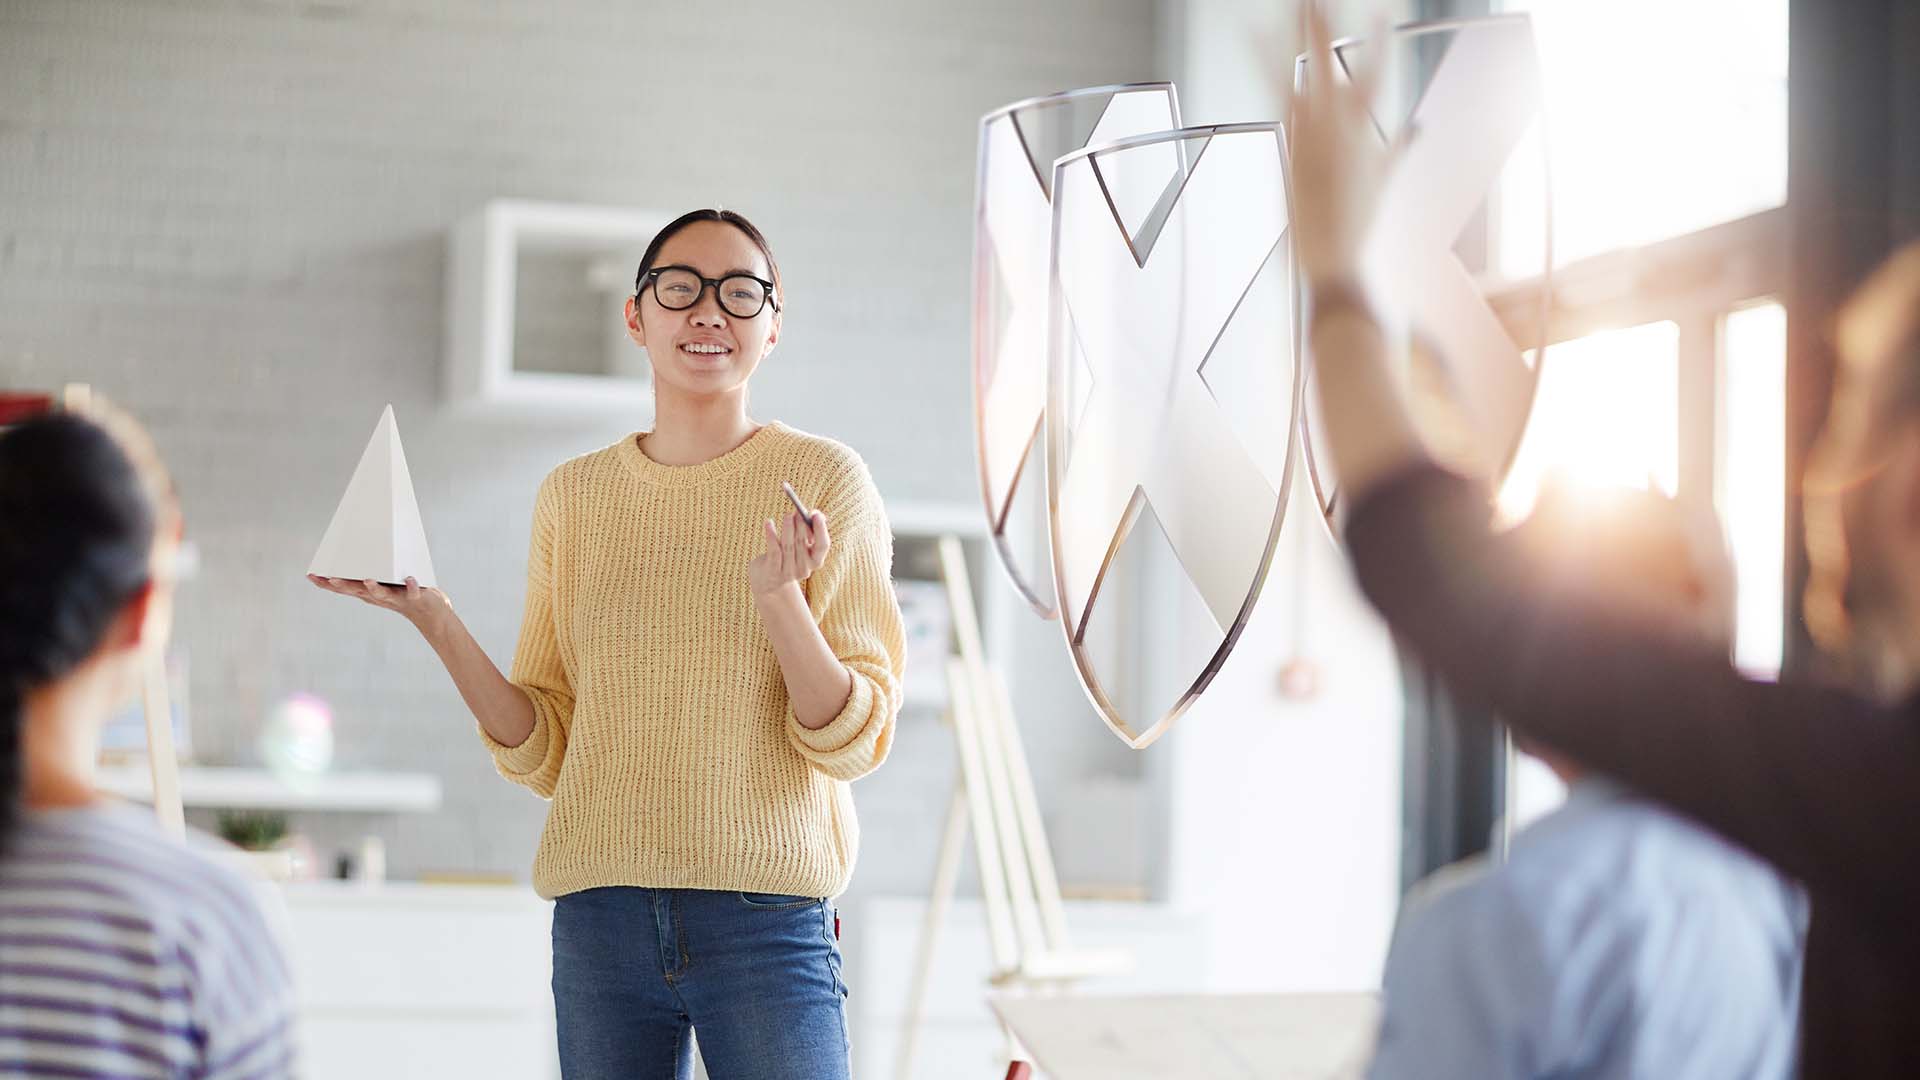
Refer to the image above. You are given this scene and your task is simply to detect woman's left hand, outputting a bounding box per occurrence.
[749,509,831,598]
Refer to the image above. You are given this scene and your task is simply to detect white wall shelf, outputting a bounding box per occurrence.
[444,198,669,414]
[888,499,989,540]
[96,766,443,813]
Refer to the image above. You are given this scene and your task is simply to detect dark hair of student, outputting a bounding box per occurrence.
[0,414,158,844]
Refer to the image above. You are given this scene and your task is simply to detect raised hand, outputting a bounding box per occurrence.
[748,509,830,599]
[1284,1,1404,289]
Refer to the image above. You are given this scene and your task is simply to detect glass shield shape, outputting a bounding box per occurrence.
[1295,15,1552,529]
[974,84,1181,618]
[1047,124,1302,748]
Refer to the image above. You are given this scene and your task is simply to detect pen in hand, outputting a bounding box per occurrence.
[782,481,817,537]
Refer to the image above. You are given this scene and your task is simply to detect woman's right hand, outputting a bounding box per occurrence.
[307,574,451,631]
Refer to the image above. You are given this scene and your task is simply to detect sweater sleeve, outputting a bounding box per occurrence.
[786,458,907,782]
[1345,464,1920,925]
[479,472,573,798]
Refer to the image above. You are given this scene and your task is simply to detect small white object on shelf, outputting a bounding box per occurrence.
[309,405,436,587]
[221,848,295,883]
[96,765,443,813]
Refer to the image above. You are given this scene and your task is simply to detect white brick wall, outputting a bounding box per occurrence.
[0,0,1157,887]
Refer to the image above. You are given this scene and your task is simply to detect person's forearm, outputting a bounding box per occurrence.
[1307,298,1434,505]
[756,582,854,730]
[413,608,536,747]
[1347,470,1920,920]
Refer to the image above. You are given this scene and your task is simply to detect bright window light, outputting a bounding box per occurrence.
[1497,0,1788,271]
[1720,301,1787,678]
[1496,320,1680,522]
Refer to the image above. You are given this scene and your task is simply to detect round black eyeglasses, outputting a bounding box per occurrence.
[637,265,780,319]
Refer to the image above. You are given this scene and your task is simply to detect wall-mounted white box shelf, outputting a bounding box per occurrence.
[444,199,670,413]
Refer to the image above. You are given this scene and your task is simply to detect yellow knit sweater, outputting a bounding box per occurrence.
[477,422,907,900]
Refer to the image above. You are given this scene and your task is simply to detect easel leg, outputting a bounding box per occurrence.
[141,649,185,839]
[898,778,970,1080]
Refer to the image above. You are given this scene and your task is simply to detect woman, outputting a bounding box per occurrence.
[0,405,298,1078]
[312,208,906,1079]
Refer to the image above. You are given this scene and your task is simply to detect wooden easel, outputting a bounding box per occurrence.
[139,654,186,839]
[894,536,1130,1080]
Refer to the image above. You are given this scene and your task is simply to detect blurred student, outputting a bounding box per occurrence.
[1290,2,1920,1072]
[1369,487,1805,1079]
[0,405,298,1078]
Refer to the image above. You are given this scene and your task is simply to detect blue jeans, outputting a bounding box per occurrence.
[551,887,851,1080]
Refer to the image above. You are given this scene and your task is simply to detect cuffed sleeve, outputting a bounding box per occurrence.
[483,473,573,798]
[785,460,906,782]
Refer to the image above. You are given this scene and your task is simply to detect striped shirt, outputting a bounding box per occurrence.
[0,803,298,1079]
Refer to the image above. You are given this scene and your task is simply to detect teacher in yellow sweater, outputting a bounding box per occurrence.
[310,208,907,1080]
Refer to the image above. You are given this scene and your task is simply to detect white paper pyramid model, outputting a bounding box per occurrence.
[309,405,437,587]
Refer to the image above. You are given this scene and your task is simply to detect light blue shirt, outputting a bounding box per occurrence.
[1369,779,1805,1080]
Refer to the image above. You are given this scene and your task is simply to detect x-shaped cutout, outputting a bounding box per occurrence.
[976,89,1181,613]
[1049,127,1293,646]
[1362,18,1544,459]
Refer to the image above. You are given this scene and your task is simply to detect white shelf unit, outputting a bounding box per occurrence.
[444,198,670,414]
[96,765,443,813]
[279,882,558,1079]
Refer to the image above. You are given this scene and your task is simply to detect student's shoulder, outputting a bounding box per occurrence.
[1387,853,1557,1013]
[28,806,267,930]
[1396,852,1518,947]
[1497,795,1767,957]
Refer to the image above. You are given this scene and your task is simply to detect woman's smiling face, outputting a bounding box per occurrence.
[626,220,782,400]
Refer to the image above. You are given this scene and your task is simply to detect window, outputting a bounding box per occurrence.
[1487,0,1789,832]
[1720,302,1788,677]
[1496,320,1679,522]
[1496,0,1789,272]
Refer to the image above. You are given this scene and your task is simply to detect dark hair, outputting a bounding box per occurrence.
[0,414,160,841]
[633,208,784,307]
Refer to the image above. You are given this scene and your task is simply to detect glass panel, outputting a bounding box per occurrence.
[1047,124,1298,747]
[1497,0,1788,270]
[1296,16,1549,526]
[1720,301,1787,678]
[974,85,1180,616]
